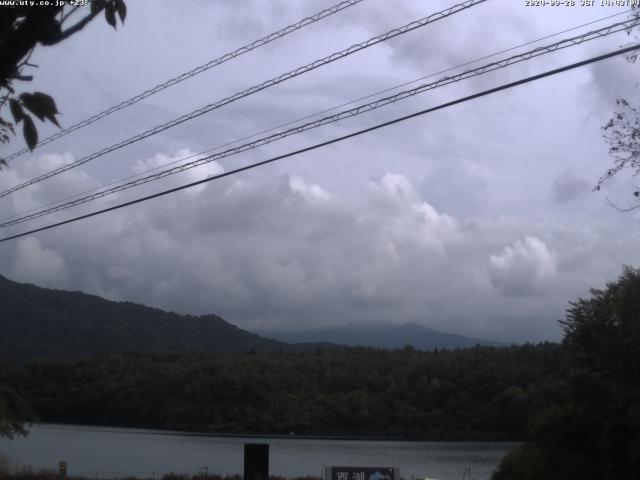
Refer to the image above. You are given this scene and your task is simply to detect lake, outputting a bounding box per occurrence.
[0,424,517,480]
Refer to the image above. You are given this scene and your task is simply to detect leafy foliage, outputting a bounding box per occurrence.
[600,99,640,206]
[0,383,37,439]
[493,267,640,479]
[598,8,640,210]
[0,1,126,162]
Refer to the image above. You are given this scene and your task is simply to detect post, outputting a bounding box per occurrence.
[58,461,67,480]
[244,443,269,480]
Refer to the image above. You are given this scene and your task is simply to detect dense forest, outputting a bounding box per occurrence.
[492,267,640,480]
[1,343,562,440]
[2,268,639,480]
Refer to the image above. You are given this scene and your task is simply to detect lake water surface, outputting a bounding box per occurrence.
[0,424,516,480]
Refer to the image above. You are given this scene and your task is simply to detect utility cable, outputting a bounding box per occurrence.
[2,16,637,228]
[0,0,487,199]
[1,44,637,243]
[2,0,366,163]
[0,8,629,225]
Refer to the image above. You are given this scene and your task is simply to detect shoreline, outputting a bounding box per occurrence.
[30,422,521,443]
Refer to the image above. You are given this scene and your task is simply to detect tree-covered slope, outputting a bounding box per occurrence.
[0,275,285,360]
[1,343,562,439]
[492,267,640,480]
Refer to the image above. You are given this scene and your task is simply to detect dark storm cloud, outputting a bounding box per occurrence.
[1,0,639,343]
[2,152,638,343]
[551,171,591,203]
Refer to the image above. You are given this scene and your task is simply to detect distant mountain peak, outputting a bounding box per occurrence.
[254,323,504,351]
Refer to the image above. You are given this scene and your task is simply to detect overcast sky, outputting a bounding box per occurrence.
[1,0,639,342]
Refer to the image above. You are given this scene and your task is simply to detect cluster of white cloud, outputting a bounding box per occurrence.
[489,236,556,297]
[1,0,639,343]
[1,148,637,343]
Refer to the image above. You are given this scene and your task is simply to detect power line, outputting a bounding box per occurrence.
[1,44,637,244]
[2,0,366,163]
[3,15,634,226]
[2,8,629,226]
[0,0,487,200]
[3,15,637,228]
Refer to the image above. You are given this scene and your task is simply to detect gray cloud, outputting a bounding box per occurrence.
[551,170,591,203]
[2,149,637,343]
[1,0,639,344]
[10,237,66,287]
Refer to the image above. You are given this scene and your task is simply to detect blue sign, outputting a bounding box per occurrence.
[326,466,397,480]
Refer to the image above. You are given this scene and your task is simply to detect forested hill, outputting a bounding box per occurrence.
[0,274,505,361]
[0,274,285,360]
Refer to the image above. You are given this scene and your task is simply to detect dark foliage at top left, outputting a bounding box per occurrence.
[0,0,126,164]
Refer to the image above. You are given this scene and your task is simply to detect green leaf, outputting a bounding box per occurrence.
[19,92,60,127]
[46,113,60,128]
[9,99,24,123]
[91,0,106,14]
[115,0,126,23]
[22,115,38,151]
[33,92,59,114]
[19,93,43,121]
[105,2,117,28]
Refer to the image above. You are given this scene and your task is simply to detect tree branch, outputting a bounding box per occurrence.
[604,196,640,212]
[55,8,102,43]
[61,4,82,23]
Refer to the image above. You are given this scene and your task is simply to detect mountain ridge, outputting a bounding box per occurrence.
[254,322,505,350]
[0,274,285,360]
[1,274,503,359]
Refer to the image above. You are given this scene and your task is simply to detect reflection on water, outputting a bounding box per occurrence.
[0,424,516,480]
